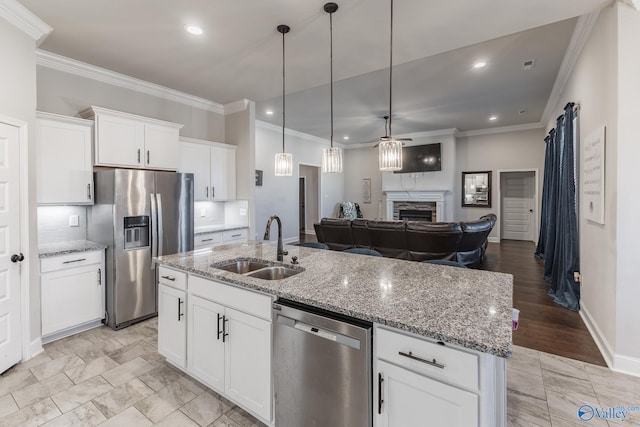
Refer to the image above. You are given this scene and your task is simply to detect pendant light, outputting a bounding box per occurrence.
[275,24,293,176]
[378,0,403,171]
[322,2,343,174]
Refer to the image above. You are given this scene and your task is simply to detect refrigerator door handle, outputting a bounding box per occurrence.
[150,193,158,270]
[156,193,164,258]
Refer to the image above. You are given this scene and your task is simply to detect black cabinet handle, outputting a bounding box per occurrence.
[11,253,24,263]
[63,258,86,264]
[97,268,102,285]
[178,298,184,321]
[147,150,150,164]
[161,275,176,281]
[206,186,209,198]
[137,148,141,164]
[212,186,215,199]
[398,351,445,369]
[378,372,384,414]
[87,183,92,200]
[201,238,214,242]
[231,234,241,238]
[222,315,229,342]
[217,313,223,340]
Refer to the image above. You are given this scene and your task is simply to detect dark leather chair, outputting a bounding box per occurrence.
[318,218,354,251]
[457,218,494,268]
[367,220,408,259]
[313,223,324,243]
[406,222,463,262]
[351,219,371,248]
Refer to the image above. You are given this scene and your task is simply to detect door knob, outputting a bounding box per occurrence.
[11,253,24,263]
[529,209,534,213]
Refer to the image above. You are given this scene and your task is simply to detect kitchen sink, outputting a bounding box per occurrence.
[212,258,270,274]
[247,266,303,280]
[212,258,304,280]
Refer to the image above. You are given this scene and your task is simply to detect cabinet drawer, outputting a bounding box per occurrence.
[41,250,103,273]
[222,229,247,242]
[158,266,187,290]
[376,327,479,391]
[195,233,222,248]
[189,275,272,321]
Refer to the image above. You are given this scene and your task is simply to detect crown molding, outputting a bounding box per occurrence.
[36,49,225,114]
[223,99,251,115]
[0,0,52,44]
[255,120,335,147]
[541,9,601,126]
[457,122,544,137]
[621,0,640,11]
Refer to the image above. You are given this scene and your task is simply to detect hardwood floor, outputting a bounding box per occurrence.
[482,240,606,366]
[300,232,606,366]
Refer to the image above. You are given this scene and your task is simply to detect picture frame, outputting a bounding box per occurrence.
[462,171,492,207]
[362,178,371,204]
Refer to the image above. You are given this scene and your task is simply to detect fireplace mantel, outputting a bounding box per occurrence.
[385,191,448,222]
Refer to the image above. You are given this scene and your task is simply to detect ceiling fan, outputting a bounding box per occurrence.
[372,115,412,147]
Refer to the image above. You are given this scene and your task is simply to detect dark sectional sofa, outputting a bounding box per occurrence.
[313,214,497,268]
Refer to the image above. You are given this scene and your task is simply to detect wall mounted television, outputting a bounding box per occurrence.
[393,143,442,174]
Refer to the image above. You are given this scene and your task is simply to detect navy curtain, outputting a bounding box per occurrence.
[535,103,580,311]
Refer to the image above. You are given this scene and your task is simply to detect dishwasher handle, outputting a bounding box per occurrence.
[276,314,362,350]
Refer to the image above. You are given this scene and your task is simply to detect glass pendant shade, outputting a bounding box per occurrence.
[274,152,293,176]
[322,147,343,173]
[378,139,403,171]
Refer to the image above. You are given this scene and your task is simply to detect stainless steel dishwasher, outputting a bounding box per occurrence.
[273,299,372,427]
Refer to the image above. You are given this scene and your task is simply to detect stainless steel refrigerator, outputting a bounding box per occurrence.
[88,168,194,329]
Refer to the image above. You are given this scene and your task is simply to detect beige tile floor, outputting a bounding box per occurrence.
[1,318,640,426]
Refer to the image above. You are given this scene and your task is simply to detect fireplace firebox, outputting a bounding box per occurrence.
[399,209,433,222]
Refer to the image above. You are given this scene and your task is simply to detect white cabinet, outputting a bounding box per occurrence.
[194,228,248,250]
[180,137,236,201]
[187,275,272,422]
[40,250,105,339]
[158,267,187,368]
[36,112,94,205]
[83,106,182,170]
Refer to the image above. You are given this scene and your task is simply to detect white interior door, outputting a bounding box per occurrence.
[0,122,22,373]
[501,171,535,241]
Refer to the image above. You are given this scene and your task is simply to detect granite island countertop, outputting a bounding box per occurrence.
[156,241,513,357]
[39,240,108,258]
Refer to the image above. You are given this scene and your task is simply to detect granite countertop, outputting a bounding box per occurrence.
[156,242,513,358]
[194,225,248,236]
[39,240,108,258]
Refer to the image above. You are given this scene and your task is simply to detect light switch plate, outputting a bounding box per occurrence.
[200,208,206,217]
[69,215,79,227]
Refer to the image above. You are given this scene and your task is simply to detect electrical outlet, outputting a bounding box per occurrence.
[200,208,206,217]
[68,215,79,227]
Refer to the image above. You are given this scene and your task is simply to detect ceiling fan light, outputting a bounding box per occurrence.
[379,139,403,171]
[275,152,293,176]
[322,147,343,173]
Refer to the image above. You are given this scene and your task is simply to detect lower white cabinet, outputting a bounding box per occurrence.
[194,228,248,250]
[187,295,225,391]
[376,360,478,427]
[40,250,105,339]
[158,283,187,368]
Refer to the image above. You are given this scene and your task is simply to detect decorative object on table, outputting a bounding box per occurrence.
[274,24,293,176]
[461,171,492,207]
[582,125,605,224]
[362,178,371,204]
[255,169,263,186]
[378,0,403,172]
[322,2,343,173]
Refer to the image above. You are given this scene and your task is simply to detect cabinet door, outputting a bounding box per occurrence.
[376,360,478,427]
[210,145,236,201]
[144,123,179,170]
[158,284,187,368]
[187,295,226,393]
[36,117,93,205]
[95,113,144,167]
[41,264,103,336]
[179,142,211,201]
[225,307,271,421]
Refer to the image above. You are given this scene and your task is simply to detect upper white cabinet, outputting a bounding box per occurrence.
[83,106,182,170]
[180,137,236,201]
[36,112,94,205]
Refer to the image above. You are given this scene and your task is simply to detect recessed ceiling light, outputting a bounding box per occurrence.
[343,136,349,140]
[185,25,203,35]
[265,110,274,115]
[473,61,487,69]
[489,115,498,121]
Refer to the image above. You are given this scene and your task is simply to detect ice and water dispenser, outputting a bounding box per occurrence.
[124,216,150,250]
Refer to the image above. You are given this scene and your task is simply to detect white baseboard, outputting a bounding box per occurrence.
[580,302,614,368]
[488,237,500,243]
[304,228,315,235]
[613,354,640,378]
[27,337,44,361]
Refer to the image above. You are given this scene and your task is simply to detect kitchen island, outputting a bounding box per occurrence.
[155,241,513,426]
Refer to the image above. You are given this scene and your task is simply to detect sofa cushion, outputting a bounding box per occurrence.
[367,220,408,259]
[318,218,354,250]
[406,222,463,262]
[351,219,371,248]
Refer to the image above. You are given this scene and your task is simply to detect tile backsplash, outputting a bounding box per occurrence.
[194,201,225,228]
[38,206,88,245]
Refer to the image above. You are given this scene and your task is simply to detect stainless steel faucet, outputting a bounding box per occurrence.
[264,215,288,261]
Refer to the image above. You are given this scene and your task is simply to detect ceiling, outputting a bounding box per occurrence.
[21,0,608,144]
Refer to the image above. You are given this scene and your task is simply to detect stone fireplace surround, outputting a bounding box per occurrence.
[385,191,447,222]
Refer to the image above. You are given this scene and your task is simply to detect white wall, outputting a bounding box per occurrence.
[343,147,383,219]
[36,67,225,141]
[0,16,39,351]
[455,128,546,239]
[255,122,344,242]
